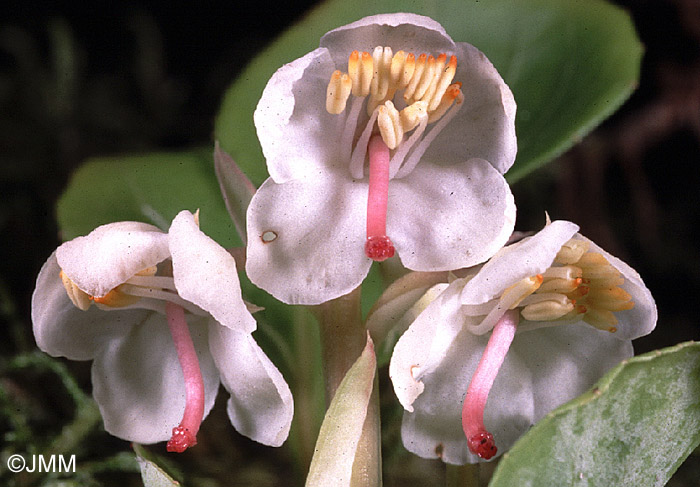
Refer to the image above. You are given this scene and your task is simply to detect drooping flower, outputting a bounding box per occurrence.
[32,210,293,451]
[389,220,657,464]
[246,13,517,305]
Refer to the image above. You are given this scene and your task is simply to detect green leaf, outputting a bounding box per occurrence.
[57,148,238,247]
[489,342,700,487]
[306,334,376,487]
[133,444,181,487]
[215,0,641,186]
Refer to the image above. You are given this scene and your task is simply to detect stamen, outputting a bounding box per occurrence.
[326,70,352,114]
[403,53,427,101]
[60,270,92,311]
[165,302,205,453]
[554,238,590,265]
[365,135,395,261]
[395,90,464,179]
[462,309,519,460]
[468,276,541,335]
[377,101,403,150]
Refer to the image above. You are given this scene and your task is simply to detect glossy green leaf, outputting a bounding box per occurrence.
[215,0,641,186]
[306,334,376,487]
[56,148,238,247]
[489,342,700,487]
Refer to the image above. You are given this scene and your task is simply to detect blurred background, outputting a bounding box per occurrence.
[1,0,698,485]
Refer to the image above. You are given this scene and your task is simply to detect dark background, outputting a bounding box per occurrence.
[1,1,698,485]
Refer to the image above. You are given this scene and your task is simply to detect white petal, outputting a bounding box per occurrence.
[583,237,657,340]
[169,210,256,333]
[422,42,517,174]
[514,322,633,422]
[401,326,534,464]
[388,158,515,271]
[31,252,146,360]
[460,220,580,305]
[91,314,219,444]
[208,324,293,447]
[246,175,371,305]
[389,280,470,411]
[254,47,342,183]
[321,13,455,68]
[56,221,169,297]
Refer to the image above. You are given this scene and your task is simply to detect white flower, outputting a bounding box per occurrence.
[246,13,517,305]
[32,211,293,451]
[389,220,657,464]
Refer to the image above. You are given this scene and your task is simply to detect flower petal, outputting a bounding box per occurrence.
[422,42,517,174]
[208,324,293,447]
[390,280,471,411]
[56,221,170,297]
[254,47,342,183]
[320,13,455,68]
[513,322,633,422]
[169,210,256,333]
[401,325,534,464]
[583,237,657,340]
[246,175,371,305]
[91,314,219,444]
[388,158,516,272]
[32,252,144,360]
[460,220,579,305]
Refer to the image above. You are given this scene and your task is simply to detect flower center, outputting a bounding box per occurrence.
[461,238,636,458]
[326,46,464,180]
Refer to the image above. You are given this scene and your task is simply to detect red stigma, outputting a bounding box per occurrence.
[166,425,197,453]
[468,431,497,459]
[365,235,395,261]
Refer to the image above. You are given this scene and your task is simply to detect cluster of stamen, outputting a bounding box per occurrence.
[326,46,463,152]
[59,266,204,316]
[515,238,634,332]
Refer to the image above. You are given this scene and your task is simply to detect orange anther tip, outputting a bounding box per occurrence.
[331,70,341,80]
[577,305,587,314]
[437,53,447,62]
[361,51,371,60]
[418,53,427,61]
[350,50,359,59]
[449,55,457,65]
[406,53,415,61]
[535,274,544,283]
[609,327,617,333]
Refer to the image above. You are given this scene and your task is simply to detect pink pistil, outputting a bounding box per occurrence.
[165,302,205,453]
[365,135,395,261]
[462,309,520,460]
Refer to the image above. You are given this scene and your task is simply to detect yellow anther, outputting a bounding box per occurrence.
[576,252,611,268]
[583,306,619,333]
[371,46,392,100]
[377,101,403,150]
[411,54,436,102]
[348,51,361,95]
[502,274,543,310]
[521,296,575,321]
[390,50,406,85]
[136,265,158,277]
[542,265,583,281]
[402,52,416,87]
[60,270,92,311]
[427,83,462,123]
[586,287,634,312]
[360,51,374,96]
[326,70,352,114]
[538,276,583,294]
[403,53,427,101]
[428,55,457,112]
[555,238,590,265]
[420,53,446,107]
[400,101,429,132]
[91,286,142,308]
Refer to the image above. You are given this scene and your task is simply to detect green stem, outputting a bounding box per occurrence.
[446,463,480,487]
[312,287,382,487]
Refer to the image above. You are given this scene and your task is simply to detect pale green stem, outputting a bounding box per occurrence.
[445,463,480,487]
[312,287,382,487]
